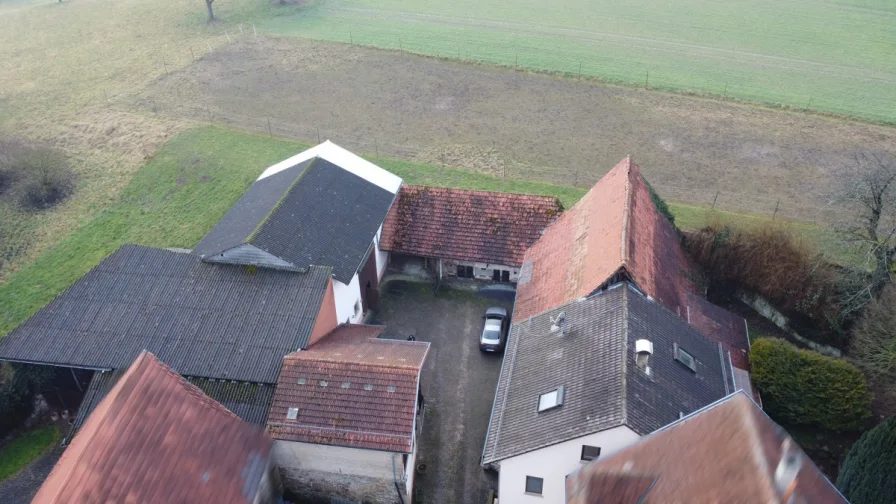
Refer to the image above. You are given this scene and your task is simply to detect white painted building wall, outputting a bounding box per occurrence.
[446,260,521,282]
[374,225,389,281]
[497,426,640,504]
[333,273,364,324]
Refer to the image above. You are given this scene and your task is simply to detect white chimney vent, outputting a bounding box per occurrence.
[550,311,567,336]
[635,339,653,375]
[635,339,653,354]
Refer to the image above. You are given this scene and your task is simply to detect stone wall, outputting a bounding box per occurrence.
[274,440,408,504]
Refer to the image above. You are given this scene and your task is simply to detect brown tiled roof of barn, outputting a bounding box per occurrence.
[380,185,562,267]
[514,157,698,321]
[267,324,430,453]
[34,352,272,504]
[686,293,751,369]
[566,392,846,504]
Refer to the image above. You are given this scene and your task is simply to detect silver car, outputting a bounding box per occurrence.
[479,307,509,352]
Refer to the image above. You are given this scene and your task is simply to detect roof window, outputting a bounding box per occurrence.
[537,386,565,412]
[319,380,328,387]
[297,378,306,385]
[286,407,298,420]
[342,382,351,388]
[364,384,374,391]
[387,385,397,393]
[674,343,697,372]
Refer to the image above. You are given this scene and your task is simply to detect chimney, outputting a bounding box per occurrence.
[774,438,802,503]
[635,339,653,375]
[550,311,567,337]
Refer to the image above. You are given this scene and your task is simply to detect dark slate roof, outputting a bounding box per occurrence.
[482,283,729,464]
[68,369,275,442]
[195,157,397,283]
[0,245,332,383]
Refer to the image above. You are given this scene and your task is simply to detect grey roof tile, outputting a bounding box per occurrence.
[195,157,396,283]
[0,245,331,383]
[482,283,728,464]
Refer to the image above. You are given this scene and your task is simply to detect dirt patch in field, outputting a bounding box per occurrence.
[135,37,896,223]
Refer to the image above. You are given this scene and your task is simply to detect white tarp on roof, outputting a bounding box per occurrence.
[256,140,402,193]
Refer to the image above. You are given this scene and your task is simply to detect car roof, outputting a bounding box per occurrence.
[485,307,508,317]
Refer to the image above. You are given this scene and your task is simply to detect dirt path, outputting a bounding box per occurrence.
[134,37,896,223]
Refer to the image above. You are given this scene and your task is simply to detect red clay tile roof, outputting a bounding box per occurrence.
[514,157,698,320]
[267,324,430,453]
[566,392,846,504]
[687,293,751,370]
[33,351,273,504]
[380,185,562,267]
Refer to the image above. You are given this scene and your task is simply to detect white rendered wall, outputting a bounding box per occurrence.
[333,274,364,324]
[375,225,389,281]
[498,426,640,504]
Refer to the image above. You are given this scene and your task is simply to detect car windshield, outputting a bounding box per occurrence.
[483,318,502,342]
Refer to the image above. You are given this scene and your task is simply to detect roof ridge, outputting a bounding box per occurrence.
[402,184,562,202]
[739,395,780,502]
[620,156,634,267]
[248,157,317,244]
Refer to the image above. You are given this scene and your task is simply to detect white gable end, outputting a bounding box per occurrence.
[256,141,402,194]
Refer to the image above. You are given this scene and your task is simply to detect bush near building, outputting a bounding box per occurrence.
[687,223,846,347]
[837,417,896,504]
[751,338,871,431]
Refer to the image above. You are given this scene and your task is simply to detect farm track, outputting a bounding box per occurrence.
[133,36,896,223]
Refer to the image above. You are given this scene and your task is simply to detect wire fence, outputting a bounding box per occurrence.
[100,23,842,225]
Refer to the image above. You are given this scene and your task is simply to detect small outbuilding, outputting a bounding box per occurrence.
[379,185,562,284]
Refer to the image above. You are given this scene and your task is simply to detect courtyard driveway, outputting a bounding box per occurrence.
[373,280,513,504]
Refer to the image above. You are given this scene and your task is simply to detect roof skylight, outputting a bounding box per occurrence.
[537,386,565,412]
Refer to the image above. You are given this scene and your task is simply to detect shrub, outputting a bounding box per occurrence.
[16,148,75,210]
[0,363,54,438]
[837,417,896,503]
[751,338,872,431]
[645,180,675,226]
[850,284,896,378]
[687,223,845,345]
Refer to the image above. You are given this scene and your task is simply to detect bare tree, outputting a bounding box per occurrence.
[834,151,896,301]
[205,0,215,22]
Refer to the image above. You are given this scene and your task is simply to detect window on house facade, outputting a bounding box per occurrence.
[674,343,697,372]
[525,476,544,495]
[581,445,601,461]
[501,270,511,282]
[457,265,474,278]
[493,269,501,281]
[537,386,565,412]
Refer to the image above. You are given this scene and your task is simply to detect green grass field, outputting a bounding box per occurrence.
[0,424,58,481]
[0,126,849,336]
[237,0,896,123]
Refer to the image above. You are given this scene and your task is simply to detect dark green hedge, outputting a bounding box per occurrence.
[837,417,896,503]
[751,338,871,431]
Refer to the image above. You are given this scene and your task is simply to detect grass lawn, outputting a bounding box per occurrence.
[234,0,896,123]
[0,424,59,481]
[0,126,848,336]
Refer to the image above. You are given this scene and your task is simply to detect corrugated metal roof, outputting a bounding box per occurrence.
[0,245,331,383]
